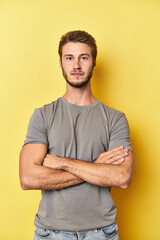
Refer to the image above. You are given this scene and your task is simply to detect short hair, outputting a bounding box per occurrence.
[58,30,97,61]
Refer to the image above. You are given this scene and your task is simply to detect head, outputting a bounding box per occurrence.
[58,30,97,88]
[58,30,97,65]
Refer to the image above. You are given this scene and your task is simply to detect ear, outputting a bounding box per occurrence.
[93,60,96,67]
[59,58,62,68]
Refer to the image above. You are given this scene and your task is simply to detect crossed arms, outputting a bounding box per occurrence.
[19,143,134,190]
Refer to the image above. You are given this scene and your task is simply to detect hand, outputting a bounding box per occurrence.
[43,154,62,169]
[95,146,129,165]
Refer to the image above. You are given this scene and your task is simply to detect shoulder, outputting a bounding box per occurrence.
[39,98,59,113]
[98,102,131,133]
[99,101,125,121]
[35,98,60,117]
[31,98,61,128]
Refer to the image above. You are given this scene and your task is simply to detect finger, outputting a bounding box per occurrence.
[102,150,129,164]
[110,154,121,161]
[105,146,124,155]
[96,147,128,164]
[110,151,128,161]
[100,150,119,159]
[109,146,129,154]
[102,146,127,157]
[108,148,128,159]
[112,158,125,165]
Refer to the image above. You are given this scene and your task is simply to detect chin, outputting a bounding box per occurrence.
[66,78,90,88]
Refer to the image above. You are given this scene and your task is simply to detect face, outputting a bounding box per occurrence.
[60,42,95,88]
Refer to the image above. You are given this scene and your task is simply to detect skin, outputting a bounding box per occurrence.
[19,42,134,190]
[43,147,133,188]
[60,42,95,89]
[60,42,96,106]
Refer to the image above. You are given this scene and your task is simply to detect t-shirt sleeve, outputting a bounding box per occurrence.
[23,108,48,146]
[108,111,133,151]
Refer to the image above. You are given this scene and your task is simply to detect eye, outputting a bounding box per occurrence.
[80,56,88,61]
[66,57,73,61]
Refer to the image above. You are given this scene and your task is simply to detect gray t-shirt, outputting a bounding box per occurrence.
[24,97,132,231]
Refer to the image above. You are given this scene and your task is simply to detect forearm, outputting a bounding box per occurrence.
[61,158,126,188]
[49,150,134,188]
[20,144,84,190]
[20,164,83,190]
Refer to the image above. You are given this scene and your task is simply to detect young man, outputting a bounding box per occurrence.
[19,30,134,240]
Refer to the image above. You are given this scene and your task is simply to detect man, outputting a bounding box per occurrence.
[19,30,134,240]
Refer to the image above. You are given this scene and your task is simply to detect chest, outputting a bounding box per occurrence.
[47,106,110,161]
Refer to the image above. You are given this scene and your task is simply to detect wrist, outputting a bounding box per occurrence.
[60,157,71,171]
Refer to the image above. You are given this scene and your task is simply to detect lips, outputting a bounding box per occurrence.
[71,72,84,76]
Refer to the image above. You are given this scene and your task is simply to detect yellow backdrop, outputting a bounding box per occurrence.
[0,0,160,239]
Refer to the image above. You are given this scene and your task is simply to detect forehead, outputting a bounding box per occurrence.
[62,42,92,56]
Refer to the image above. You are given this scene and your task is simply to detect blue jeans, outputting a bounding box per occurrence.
[33,223,119,240]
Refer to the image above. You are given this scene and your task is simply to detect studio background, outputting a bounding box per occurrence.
[0,0,160,239]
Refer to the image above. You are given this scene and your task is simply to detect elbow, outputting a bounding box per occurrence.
[120,175,132,189]
[121,181,130,189]
[21,183,29,191]
[20,175,32,190]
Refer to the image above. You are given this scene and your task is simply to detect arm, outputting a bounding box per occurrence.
[19,143,83,190]
[64,150,134,188]
[43,147,134,189]
[19,144,131,190]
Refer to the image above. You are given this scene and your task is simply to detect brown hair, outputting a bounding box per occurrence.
[58,30,97,61]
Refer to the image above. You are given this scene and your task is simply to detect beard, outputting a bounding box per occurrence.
[61,65,94,88]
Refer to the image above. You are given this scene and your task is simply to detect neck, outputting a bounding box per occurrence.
[63,82,96,106]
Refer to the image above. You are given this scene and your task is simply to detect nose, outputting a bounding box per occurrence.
[73,59,81,70]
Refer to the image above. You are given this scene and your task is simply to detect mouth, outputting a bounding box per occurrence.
[71,72,84,77]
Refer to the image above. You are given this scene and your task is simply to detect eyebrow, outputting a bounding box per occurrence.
[63,53,90,57]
